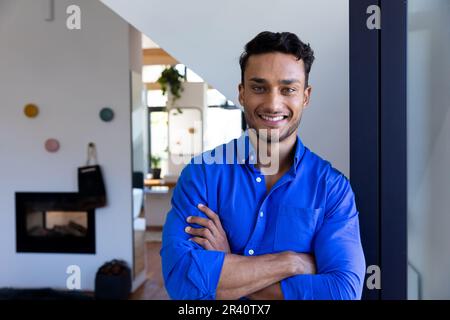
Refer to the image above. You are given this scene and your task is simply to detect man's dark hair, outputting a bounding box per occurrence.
[239,31,315,88]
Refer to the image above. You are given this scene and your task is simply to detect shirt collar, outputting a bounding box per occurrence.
[236,130,254,164]
[292,133,305,170]
[236,130,305,171]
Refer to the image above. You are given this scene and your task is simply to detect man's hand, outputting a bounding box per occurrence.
[185,204,231,253]
[246,253,316,300]
[300,252,316,274]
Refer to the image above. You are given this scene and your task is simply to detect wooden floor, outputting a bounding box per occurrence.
[130,241,170,300]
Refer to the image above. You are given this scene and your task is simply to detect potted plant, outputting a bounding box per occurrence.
[157,66,184,111]
[150,155,162,179]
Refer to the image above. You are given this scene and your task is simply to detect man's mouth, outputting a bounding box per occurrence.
[257,113,289,126]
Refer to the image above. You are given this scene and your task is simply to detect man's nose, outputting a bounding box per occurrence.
[264,91,284,112]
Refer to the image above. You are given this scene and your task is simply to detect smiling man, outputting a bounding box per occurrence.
[161,31,366,300]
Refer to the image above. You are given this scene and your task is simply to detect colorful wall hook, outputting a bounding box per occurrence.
[24,104,39,118]
[100,107,114,122]
[45,138,60,153]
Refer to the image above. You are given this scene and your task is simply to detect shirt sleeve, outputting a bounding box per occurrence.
[160,161,225,300]
[280,173,366,300]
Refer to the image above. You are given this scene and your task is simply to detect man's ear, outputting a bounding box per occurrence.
[238,83,245,106]
[303,85,312,108]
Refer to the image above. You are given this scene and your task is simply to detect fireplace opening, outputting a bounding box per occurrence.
[16,193,96,254]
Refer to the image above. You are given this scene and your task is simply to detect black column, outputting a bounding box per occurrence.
[350,0,381,300]
[379,0,407,300]
[350,0,408,300]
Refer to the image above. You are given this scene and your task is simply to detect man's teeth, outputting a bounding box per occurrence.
[260,115,285,122]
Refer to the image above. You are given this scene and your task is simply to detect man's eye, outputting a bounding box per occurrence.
[282,88,296,94]
[252,86,265,93]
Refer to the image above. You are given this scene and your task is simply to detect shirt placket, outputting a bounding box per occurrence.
[243,163,294,257]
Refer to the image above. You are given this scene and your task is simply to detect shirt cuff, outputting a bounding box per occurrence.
[187,249,226,299]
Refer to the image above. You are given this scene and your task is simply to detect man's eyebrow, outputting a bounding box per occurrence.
[279,79,301,85]
[248,77,267,84]
[248,78,301,85]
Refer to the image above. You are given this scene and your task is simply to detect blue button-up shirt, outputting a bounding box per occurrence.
[161,131,366,300]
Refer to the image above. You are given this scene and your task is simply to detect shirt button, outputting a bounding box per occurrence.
[260,211,264,217]
[248,249,254,255]
[256,177,262,183]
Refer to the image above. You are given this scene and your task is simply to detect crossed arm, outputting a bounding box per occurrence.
[162,165,365,300]
[185,204,316,300]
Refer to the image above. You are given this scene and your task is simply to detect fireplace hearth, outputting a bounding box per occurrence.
[16,193,96,254]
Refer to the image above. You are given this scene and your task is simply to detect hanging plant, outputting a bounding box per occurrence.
[157,66,184,109]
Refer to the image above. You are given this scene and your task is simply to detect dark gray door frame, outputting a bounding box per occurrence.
[350,0,407,300]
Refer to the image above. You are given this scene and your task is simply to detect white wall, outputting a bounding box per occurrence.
[407,0,450,299]
[0,0,133,290]
[100,0,350,176]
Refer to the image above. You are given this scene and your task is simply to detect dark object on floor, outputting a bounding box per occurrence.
[95,259,131,300]
[0,288,94,300]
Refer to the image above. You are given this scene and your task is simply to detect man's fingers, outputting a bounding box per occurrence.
[187,215,220,237]
[185,226,213,241]
[197,204,219,224]
[197,204,226,232]
[189,237,213,250]
[186,207,231,253]
[187,215,215,230]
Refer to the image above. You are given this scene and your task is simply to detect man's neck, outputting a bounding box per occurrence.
[249,131,297,176]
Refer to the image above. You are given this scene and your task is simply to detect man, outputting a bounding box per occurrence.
[161,31,366,300]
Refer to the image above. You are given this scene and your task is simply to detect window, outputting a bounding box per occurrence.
[148,109,168,177]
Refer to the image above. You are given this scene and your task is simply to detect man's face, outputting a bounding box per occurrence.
[239,52,312,143]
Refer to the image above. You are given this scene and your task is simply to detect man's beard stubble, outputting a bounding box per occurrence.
[244,112,302,143]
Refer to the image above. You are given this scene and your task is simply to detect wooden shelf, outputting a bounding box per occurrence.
[144,179,177,188]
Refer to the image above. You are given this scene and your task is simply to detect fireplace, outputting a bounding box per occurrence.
[16,193,96,254]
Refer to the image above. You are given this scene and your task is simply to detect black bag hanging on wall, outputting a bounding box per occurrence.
[78,142,107,209]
